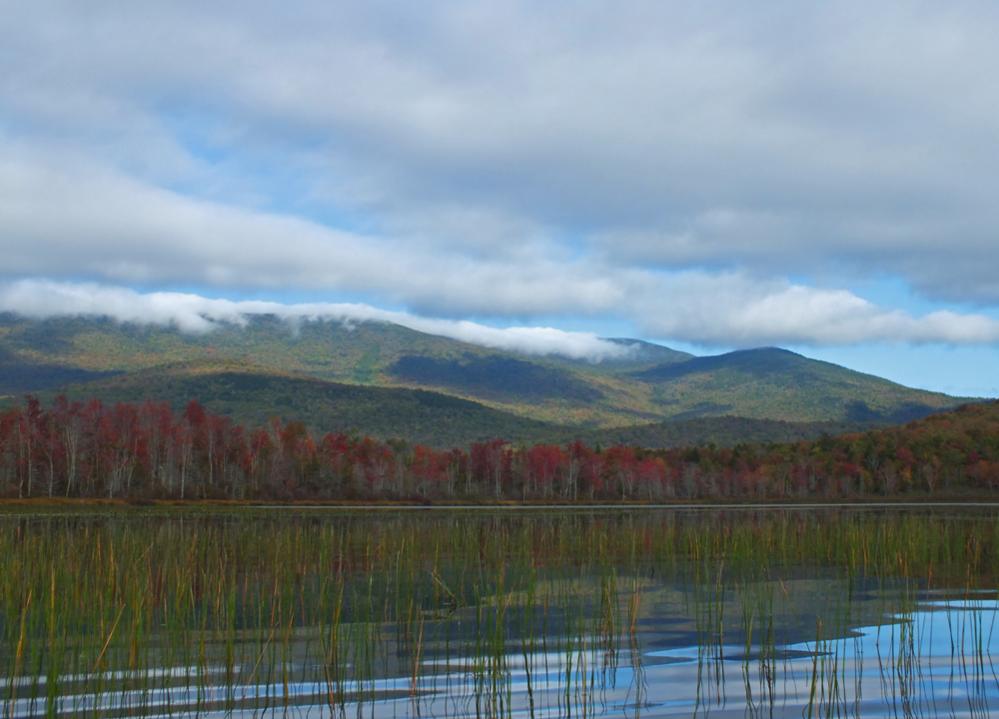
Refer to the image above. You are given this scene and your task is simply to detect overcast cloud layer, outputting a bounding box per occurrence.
[2,0,999,357]
[0,280,630,360]
[4,280,999,361]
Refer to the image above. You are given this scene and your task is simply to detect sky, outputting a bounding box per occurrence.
[2,1,998,396]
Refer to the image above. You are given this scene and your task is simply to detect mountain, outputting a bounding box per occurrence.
[45,362,559,447]
[632,347,954,424]
[0,313,977,445]
[34,361,877,449]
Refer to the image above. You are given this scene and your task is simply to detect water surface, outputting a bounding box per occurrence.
[2,506,997,717]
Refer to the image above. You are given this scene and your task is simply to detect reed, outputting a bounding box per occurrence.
[1,507,997,718]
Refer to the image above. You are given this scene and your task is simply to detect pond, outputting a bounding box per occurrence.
[2,506,997,717]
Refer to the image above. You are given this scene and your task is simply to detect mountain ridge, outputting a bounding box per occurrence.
[0,312,977,445]
[28,360,912,448]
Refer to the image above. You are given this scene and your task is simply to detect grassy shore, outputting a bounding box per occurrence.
[4,494,999,510]
[4,504,998,717]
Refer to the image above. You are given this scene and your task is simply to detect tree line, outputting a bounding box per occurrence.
[1,396,997,501]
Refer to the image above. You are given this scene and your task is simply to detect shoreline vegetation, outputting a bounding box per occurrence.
[1,395,997,503]
[5,497,999,509]
[4,506,999,717]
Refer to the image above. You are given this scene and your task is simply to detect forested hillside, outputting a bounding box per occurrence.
[0,314,972,443]
[1,395,993,501]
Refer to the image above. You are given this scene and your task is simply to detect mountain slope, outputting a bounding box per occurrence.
[389,354,604,402]
[0,347,120,394]
[0,314,975,433]
[45,363,560,447]
[633,347,961,423]
[34,362,895,449]
[0,313,657,425]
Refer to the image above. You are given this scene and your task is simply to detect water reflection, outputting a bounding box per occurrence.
[2,508,998,717]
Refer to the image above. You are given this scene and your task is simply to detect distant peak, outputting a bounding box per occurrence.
[729,346,800,356]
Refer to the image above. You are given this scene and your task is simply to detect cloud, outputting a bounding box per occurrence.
[633,274,999,346]
[0,147,622,318]
[4,1,999,307]
[3,280,999,356]
[3,0,999,364]
[0,280,630,360]
[10,146,996,352]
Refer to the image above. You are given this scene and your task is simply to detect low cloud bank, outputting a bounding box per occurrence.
[635,275,999,347]
[0,280,630,361]
[3,279,999,356]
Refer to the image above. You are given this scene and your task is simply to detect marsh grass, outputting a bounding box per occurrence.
[1,508,997,718]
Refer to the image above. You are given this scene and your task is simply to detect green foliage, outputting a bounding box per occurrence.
[33,364,899,449]
[48,365,559,447]
[571,416,875,448]
[633,347,965,423]
[390,353,603,401]
[0,359,119,395]
[0,314,973,435]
